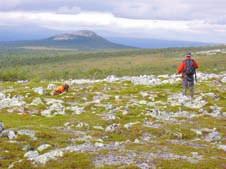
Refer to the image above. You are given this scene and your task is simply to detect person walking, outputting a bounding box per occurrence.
[177,52,199,98]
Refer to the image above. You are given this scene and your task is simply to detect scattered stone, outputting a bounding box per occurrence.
[134,139,141,144]
[144,121,162,129]
[205,131,221,142]
[30,98,44,106]
[115,95,120,100]
[95,142,104,147]
[139,100,147,105]
[26,143,123,165]
[8,160,23,169]
[33,87,45,95]
[17,129,36,140]
[102,113,116,121]
[124,122,140,129]
[40,109,52,117]
[44,98,64,105]
[168,93,207,109]
[0,122,4,133]
[76,122,89,129]
[140,91,149,97]
[146,109,196,121]
[105,123,120,132]
[137,163,151,169]
[93,126,104,130]
[17,80,29,83]
[24,150,39,160]
[67,106,84,115]
[122,110,129,116]
[105,104,113,110]
[41,102,65,117]
[1,129,17,140]
[37,144,52,152]
[32,149,64,164]
[22,144,32,152]
[206,105,224,117]
[0,93,25,109]
[221,77,226,83]
[217,145,226,152]
[47,84,56,90]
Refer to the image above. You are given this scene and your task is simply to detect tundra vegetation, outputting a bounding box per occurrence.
[0,46,225,169]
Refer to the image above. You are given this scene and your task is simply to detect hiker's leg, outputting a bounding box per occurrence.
[187,81,194,99]
[182,79,187,96]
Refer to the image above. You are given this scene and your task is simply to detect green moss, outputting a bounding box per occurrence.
[156,159,225,169]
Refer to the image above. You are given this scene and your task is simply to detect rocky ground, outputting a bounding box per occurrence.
[0,72,225,169]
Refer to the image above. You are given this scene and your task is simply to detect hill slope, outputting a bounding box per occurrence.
[0,30,133,50]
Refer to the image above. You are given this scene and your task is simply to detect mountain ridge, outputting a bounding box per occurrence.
[0,30,134,50]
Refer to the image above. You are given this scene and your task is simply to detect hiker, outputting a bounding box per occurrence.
[177,52,199,98]
[53,84,69,95]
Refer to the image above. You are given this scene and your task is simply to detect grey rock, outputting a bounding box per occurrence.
[93,126,104,130]
[168,93,207,109]
[105,123,120,132]
[47,84,56,90]
[0,122,4,133]
[33,87,45,95]
[76,122,89,129]
[101,113,116,121]
[17,129,36,140]
[37,144,52,152]
[67,106,84,115]
[221,76,226,83]
[218,145,226,152]
[26,143,123,165]
[22,144,32,152]
[30,98,44,106]
[24,150,39,160]
[0,93,25,109]
[205,131,221,142]
[124,122,140,129]
[33,149,64,164]
[41,102,65,117]
[1,129,17,140]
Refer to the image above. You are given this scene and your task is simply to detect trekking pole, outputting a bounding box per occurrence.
[195,70,197,83]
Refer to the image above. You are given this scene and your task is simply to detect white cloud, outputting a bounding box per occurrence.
[0,0,225,21]
[57,6,81,14]
[0,10,226,42]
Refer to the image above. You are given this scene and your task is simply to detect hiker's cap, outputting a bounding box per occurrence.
[186,52,192,56]
[186,52,192,58]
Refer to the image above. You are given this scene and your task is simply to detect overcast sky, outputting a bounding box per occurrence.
[0,0,226,42]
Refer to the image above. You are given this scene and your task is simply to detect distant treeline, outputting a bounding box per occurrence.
[0,46,225,81]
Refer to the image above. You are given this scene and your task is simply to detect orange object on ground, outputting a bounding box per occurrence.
[54,84,69,95]
[56,85,65,93]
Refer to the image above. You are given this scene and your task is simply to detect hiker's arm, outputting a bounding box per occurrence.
[193,60,199,69]
[177,62,185,74]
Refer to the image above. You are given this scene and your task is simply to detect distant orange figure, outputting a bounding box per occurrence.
[53,84,69,95]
